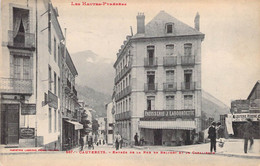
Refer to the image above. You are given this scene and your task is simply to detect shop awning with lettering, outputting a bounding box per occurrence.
[65,120,83,130]
[139,121,196,130]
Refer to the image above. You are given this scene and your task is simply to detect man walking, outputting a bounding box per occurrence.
[208,122,217,152]
[242,118,254,153]
[134,133,139,146]
[114,132,121,150]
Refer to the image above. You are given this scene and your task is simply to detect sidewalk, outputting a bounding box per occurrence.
[133,139,260,159]
[0,145,61,155]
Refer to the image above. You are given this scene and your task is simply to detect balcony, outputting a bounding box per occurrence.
[115,85,132,101]
[144,57,158,68]
[115,111,131,121]
[181,56,195,66]
[163,82,177,92]
[114,60,132,84]
[144,83,158,93]
[7,31,35,51]
[163,56,177,67]
[65,79,71,94]
[73,86,77,97]
[0,77,33,94]
[181,82,196,91]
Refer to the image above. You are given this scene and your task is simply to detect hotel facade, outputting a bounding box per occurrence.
[113,11,204,146]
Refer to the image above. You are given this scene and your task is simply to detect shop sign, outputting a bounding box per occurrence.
[21,104,36,115]
[144,109,195,119]
[48,90,58,109]
[233,113,260,122]
[20,128,35,139]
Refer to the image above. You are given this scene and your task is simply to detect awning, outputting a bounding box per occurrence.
[65,120,83,130]
[139,121,196,130]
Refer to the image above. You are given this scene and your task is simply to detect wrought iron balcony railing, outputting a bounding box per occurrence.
[163,82,177,92]
[181,82,196,91]
[181,56,195,65]
[0,77,33,94]
[144,83,158,93]
[8,31,35,49]
[163,56,177,67]
[144,57,158,67]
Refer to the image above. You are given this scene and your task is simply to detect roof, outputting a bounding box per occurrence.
[247,80,260,100]
[133,11,204,39]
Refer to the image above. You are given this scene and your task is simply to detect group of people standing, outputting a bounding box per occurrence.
[208,118,255,153]
[79,135,95,151]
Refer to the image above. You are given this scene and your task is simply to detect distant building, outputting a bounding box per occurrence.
[96,117,106,144]
[231,80,260,138]
[106,102,115,145]
[113,11,204,146]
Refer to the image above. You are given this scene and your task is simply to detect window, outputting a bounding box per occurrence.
[184,70,192,89]
[54,109,57,132]
[48,66,52,91]
[54,38,56,62]
[166,70,174,83]
[184,43,192,56]
[49,107,52,133]
[58,77,60,97]
[166,45,174,56]
[166,23,173,33]
[166,96,174,110]
[147,46,155,65]
[184,95,193,109]
[147,96,155,110]
[54,72,57,95]
[58,45,60,66]
[13,57,21,79]
[13,8,29,45]
[147,71,155,90]
[13,56,30,79]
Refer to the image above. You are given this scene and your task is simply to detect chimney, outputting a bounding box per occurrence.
[194,12,200,31]
[136,12,145,34]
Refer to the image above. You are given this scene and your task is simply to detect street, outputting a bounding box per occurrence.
[1,144,259,166]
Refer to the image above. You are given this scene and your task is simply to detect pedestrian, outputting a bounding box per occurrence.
[79,137,84,151]
[88,135,94,150]
[134,133,139,146]
[119,135,123,149]
[208,122,217,152]
[114,132,121,150]
[242,118,254,153]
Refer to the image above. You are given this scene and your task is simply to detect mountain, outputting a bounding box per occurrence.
[71,50,114,95]
[76,84,111,117]
[202,90,230,121]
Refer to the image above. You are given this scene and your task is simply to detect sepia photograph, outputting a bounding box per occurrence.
[0,0,259,165]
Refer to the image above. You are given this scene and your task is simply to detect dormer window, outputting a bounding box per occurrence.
[166,23,174,34]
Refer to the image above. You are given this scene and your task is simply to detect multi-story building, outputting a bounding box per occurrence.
[106,102,115,145]
[113,11,204,146]
[0,0,81,149]
[231,80,260,138]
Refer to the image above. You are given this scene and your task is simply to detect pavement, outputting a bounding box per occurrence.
[132,139,260,159]
[1,139,259,159]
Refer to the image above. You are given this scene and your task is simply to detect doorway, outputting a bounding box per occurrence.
[1,104,19,144]
[154,129,162,145]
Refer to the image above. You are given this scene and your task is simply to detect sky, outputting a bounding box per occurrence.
[52,0,260,106]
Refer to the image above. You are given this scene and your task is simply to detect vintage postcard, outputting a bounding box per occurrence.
[0,0,259,165]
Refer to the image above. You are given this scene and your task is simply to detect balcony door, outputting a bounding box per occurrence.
[184,70,192,90]
[147,71,155,90]
[166,71,174,89]
[13,55,30,80]
[147,46,155,65]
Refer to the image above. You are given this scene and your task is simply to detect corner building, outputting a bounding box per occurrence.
[113,11,204,146]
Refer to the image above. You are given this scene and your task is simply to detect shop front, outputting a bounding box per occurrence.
[139,109,196,146]
[232,113,260,138]
[0,101,36,147]
[62,119,83,150]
